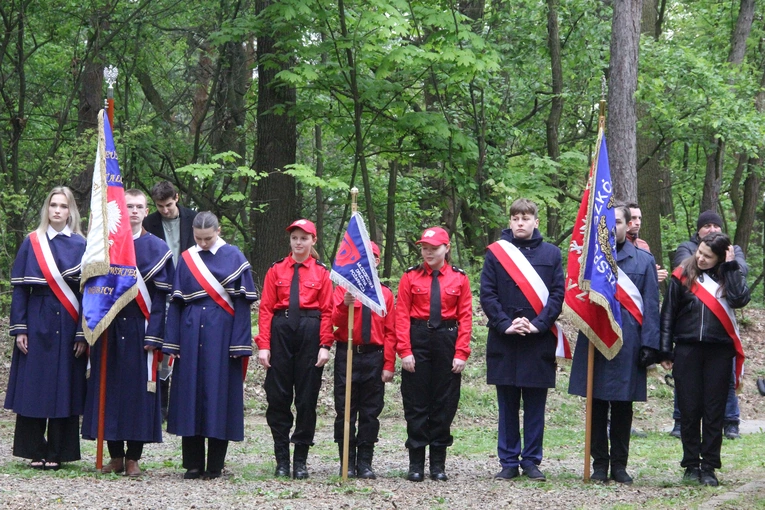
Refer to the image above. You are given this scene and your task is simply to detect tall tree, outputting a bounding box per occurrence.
[607,0,642,202]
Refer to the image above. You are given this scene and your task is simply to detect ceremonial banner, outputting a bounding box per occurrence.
[563,129,623,360]
[80,110,139,344]
[330,212,387,317]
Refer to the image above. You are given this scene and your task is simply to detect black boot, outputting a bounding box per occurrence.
[338,443,357,478]
[356,444,376,480]
[273,443,290,478]
[406,447,425,482]
[293,444,310,480]
[429,446,448,481]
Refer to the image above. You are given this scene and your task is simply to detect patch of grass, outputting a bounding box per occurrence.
[451,425,496,455]
[457,384,498,419]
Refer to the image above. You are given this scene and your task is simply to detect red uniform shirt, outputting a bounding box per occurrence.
[395,263,472,361]
[332,285,397,372]
[256,255,334,349]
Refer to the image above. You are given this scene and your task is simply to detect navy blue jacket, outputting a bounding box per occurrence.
[569,241,660,402]
[480,229,564,388]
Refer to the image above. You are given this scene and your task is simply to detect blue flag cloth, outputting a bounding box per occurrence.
[330,212,387,317]
[80,111,139,344]
[570,131,623,359]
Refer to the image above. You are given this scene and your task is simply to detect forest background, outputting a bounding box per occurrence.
[2,0,765,304]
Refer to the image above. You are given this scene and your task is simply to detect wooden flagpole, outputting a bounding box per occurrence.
[341,187,359,482]
[583,83,608,483]
[96,65,118,472]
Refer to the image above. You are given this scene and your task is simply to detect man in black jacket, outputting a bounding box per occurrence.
[669,210,747,440]
[143,181,197,420]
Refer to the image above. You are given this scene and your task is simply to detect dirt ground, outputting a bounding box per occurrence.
[0,309,764,509]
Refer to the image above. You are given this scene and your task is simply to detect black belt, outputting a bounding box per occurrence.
[410,318,458,330]
[335,342,383,354]
[274,309,322,319]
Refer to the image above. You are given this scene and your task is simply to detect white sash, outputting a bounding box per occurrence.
[184,248,235,315]
[616,268,644,324]
[30,231,79,320]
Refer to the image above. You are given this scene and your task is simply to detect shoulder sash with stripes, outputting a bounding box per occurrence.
[135,268,158,393]
[488,240,571,359]
[29,231,79,321]
[616,268,644,325]
[182,248,235,316]
[672,266,745,388]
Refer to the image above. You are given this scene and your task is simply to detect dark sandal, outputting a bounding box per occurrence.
[44,461,60,471]
[30,460,45,470]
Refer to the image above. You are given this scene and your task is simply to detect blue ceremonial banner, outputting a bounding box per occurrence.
[80,110,139,344]
[570,130,623,359]
[330,212,387,317]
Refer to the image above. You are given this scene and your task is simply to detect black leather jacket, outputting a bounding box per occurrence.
[660,260,750,359]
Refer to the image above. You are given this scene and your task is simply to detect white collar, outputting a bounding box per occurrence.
[132,230,142,240]
[47,225,72,239]
[192,237,226,255]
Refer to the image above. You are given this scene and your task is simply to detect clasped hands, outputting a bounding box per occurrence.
[505,317,539,336]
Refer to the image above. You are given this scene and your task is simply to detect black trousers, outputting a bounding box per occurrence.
[591,399,633,471]
[333,344,385,446]
[264,314,324,447]
[107,440,144,461]
[182,436,228,473]
[673,342,734,470]
[400,322,461,449]
[13,415,81,463]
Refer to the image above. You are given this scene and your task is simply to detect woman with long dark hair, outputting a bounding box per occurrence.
[660,231,750,487]
[5,187,87,470]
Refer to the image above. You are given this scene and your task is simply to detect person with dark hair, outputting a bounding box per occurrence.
[331,241,396,479]
[660,232,750,487]
[256,219,333,480]
[480,199,563,482]
[5,187,87,470]
[164,211,258,480]
[569,204,660,484]
[668,210,748,440]
[626,202,667,283]
[143,181,198,421]
[82,189,174,476]
[396,227,472,482]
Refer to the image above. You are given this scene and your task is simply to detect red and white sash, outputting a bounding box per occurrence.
[182,248,235,316]
[135,269,159,392]
[488,240,571,359]
[29,231,79,321]
[616,268,644,325]
[672,266,745,388]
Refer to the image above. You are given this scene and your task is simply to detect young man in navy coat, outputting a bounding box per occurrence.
[568,204,660,484]
[480,198,564,481]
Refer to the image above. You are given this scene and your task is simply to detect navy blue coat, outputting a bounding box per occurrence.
[82,233,174,443]
[164,243,258,441]
[5,231,87,418]
[569,242,660,402]
[480,229,564,388]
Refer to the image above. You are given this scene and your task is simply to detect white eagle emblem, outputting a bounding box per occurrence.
[296,220,307,225]
[107,200,122,235]
[424,230,436,238]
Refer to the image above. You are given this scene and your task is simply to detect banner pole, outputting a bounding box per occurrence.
[342,187,359,482]
[583,341,594,482]
[96,330,108,471]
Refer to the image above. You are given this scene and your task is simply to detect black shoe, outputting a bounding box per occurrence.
[293,444,310,480]
[522,465,546,481]
[700,468,719,487]
[356,445,376,480]
[630,427,647,438]
[274,443,290,478]
[203,470,222,480]
[683,466,701,483]
[429,446,448,481]
[591,468,608,483]
[338,443,357,478]
[758,376,765,396]
[183,469,202,480]
[406,447,425,482]
[669,420,682,438]
[494,466,520,480]
[610,467,633,484]
[724,422,740,440]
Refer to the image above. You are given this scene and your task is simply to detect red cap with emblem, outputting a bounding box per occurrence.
[370,241,380,257]
[286,219,317,236]
[415,227,450,246]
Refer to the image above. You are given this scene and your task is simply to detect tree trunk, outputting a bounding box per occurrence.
[314,124,325,260]
[636,0,663,263]
[250,0,298,285]
[700,0,755,212]
[383,160,399,279]
[607,0,642,202]
[545,0,564,239]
